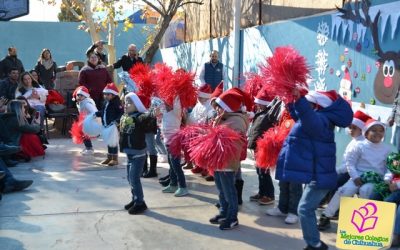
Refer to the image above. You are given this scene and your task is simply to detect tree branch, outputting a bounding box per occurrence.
[62,0,82,20]
[155,0,166,14]
[179,0,204,8]
[142,0,165,16]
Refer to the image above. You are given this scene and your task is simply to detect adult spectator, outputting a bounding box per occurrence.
[29,70,45,87]
[110,44,143,72]
[34,49,57,90]
[0,67,20,100]
[86,40,108,65]
[0,47,25,79]
[79,52,112,109]
[199,50,225,91]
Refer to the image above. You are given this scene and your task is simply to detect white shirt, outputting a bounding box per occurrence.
[346,139,391,179]
[187,99,212,125]
[337,135,365,174]
[161,97,182,145]
[77,97,98,115]
[15,87,48,107]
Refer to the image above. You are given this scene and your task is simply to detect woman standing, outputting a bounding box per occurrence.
[78,52,112,110]
[35,49,57,90]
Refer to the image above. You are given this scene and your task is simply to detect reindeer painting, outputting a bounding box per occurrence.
[337,0,400,104]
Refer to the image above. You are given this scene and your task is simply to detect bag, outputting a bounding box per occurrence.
[83,115,103,137]
[102,124,119,147]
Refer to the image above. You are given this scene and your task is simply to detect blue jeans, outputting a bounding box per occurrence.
[256,168,275,198]
[394,125,400,152]
[33,104,46,129]
[0,157,16,189]
[370,189,400,202]
[126,154,146,204]
[155,129,167,155]
[214,171,238,221]
[298,182,330,247]
[167,152,186,188]
[145,133,157,156]
[278,181,303,215]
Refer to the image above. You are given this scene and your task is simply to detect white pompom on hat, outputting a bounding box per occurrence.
[305,90,339,108]
[125,92,148,113]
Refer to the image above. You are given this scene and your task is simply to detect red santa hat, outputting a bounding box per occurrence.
[125,92,148,113]
[216,87,253,112]
[254,86,274,106]
[72,86,90,101]
[352,110,371,130]
[198,84,212,99]
[211,81,224,99]
[103,83,119,96]
[305,90,338,108]
[362,118,386,136]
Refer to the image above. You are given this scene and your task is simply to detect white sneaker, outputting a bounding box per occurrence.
[81,149,94,155]
[284,213,299,224]
[266,207,287,217]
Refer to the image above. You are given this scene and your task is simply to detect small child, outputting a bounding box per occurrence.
[248,86,281,205]
[96,83,123,166]
[318,118,390,231]
[72,86,98,155]
[121,92,152,214]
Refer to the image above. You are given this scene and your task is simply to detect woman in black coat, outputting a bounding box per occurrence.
[35,49,57,90]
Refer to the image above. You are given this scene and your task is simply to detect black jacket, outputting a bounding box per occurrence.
[0,113,40,146]
[119,112,153,152]
[96,97,123,126]
[0,56,25,79]
[0,78,18,100]
[34,61,57,90]
[113,55,143,71]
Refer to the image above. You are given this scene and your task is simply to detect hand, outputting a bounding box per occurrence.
[31,90,40,99]
[388,118,395,127]
[95,40,102,47]
[353,177,363,187]
[390,182,398,192]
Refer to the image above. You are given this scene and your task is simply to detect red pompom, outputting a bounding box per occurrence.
[46,90,65,105]
[70,113,90,144]
[261,46,310,104]
[189,125,245,171]
[173,69,197,109]
[243,72,264,102]
[129,63,155,97]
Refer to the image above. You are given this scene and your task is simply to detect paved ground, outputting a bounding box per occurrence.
[0,138,341,250]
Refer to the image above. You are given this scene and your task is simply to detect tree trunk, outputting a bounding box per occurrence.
[144,14,173,64]
[82,0,100,43]
[108,18,117,82]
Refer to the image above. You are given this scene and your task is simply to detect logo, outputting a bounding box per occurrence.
[351,202,378,233]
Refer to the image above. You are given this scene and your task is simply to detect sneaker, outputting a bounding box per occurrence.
[284,213,298,224]
[3,180,33,193]
[124,200,135,210]
[162,185,178,193]
[81,149,94,155]
[317,215,331,231]
[209,215,226,224]
[174,187,189,197]
[258,196,275,205]
[159,178,170,187]
[128,202,147,215]
[204,175,214,182]
[303,241,328,250]
[219,219,239,230]
[249,193,261,202]
[266,207,287,217]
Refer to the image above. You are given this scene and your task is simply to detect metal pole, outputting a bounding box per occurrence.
[259,0,262,25]
[232,0,241,87]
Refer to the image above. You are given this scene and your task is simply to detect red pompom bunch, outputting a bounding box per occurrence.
[243,72,264,104]
[129,63,155,97]
[261,46,310,104]
[70,113,88,144]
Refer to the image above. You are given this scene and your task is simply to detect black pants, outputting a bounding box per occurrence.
[83,139,92,149]
[108,146,118,154]
[256,167,275,198]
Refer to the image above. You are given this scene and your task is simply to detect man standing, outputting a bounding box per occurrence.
[0,68,20,100]
[0,47,25,79]
[110,44,143,72]
[86,40,108,65]
[199,50,225,91]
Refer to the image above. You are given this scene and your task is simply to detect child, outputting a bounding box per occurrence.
[268,90,352,250]
[248,86,281,205]
[142,97,159,178]
[72,86,98,155]
[210,88,250,230]
[318,118,390,232]
[121,92,152,214]
[96,83,123,166]
[161,97,189,197]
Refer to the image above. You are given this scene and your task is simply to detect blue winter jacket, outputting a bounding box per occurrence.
[275,96,353,189]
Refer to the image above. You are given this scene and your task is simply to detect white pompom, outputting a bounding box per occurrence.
[102,124,119,147]
[83,115,103,137]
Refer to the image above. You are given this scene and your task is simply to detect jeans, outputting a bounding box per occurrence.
[256,168,275,198]
[396,205,400,235]
[235,167,242,180]
[0,157,16,189]
[321,172,350,204]
[155,129,167,155]
[126,154,146,204]
[214,171,238,221]
[108,146,118,155]
[167,151,186,188]
[145,133,157,156]
[33,104,46,129]
[278,181,303,215]
[371,189,400,202]
[298,182,330,247]
[83,139,93,149]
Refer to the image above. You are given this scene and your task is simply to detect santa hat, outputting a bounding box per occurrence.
[305,90,338,108]
[363,118,386,136]
[198,84,212,99]
[352,110,371,130]
[341,68,352,89]
[254,86,274,106]
[216,87,253,112]
[125,92,148,113]
[211,81,224,99]
[72,86,90,101]
[103,83,119,96]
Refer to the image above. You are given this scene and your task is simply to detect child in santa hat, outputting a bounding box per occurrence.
[95,83,124,166]
[267,89,352,250]
[73,86,98,155]
[318,118,391,233]
[248,86,282,205]
[121,92,153,214]
[210,87,250,230]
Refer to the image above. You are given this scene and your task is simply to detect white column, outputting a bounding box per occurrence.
[232,0,241,87]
